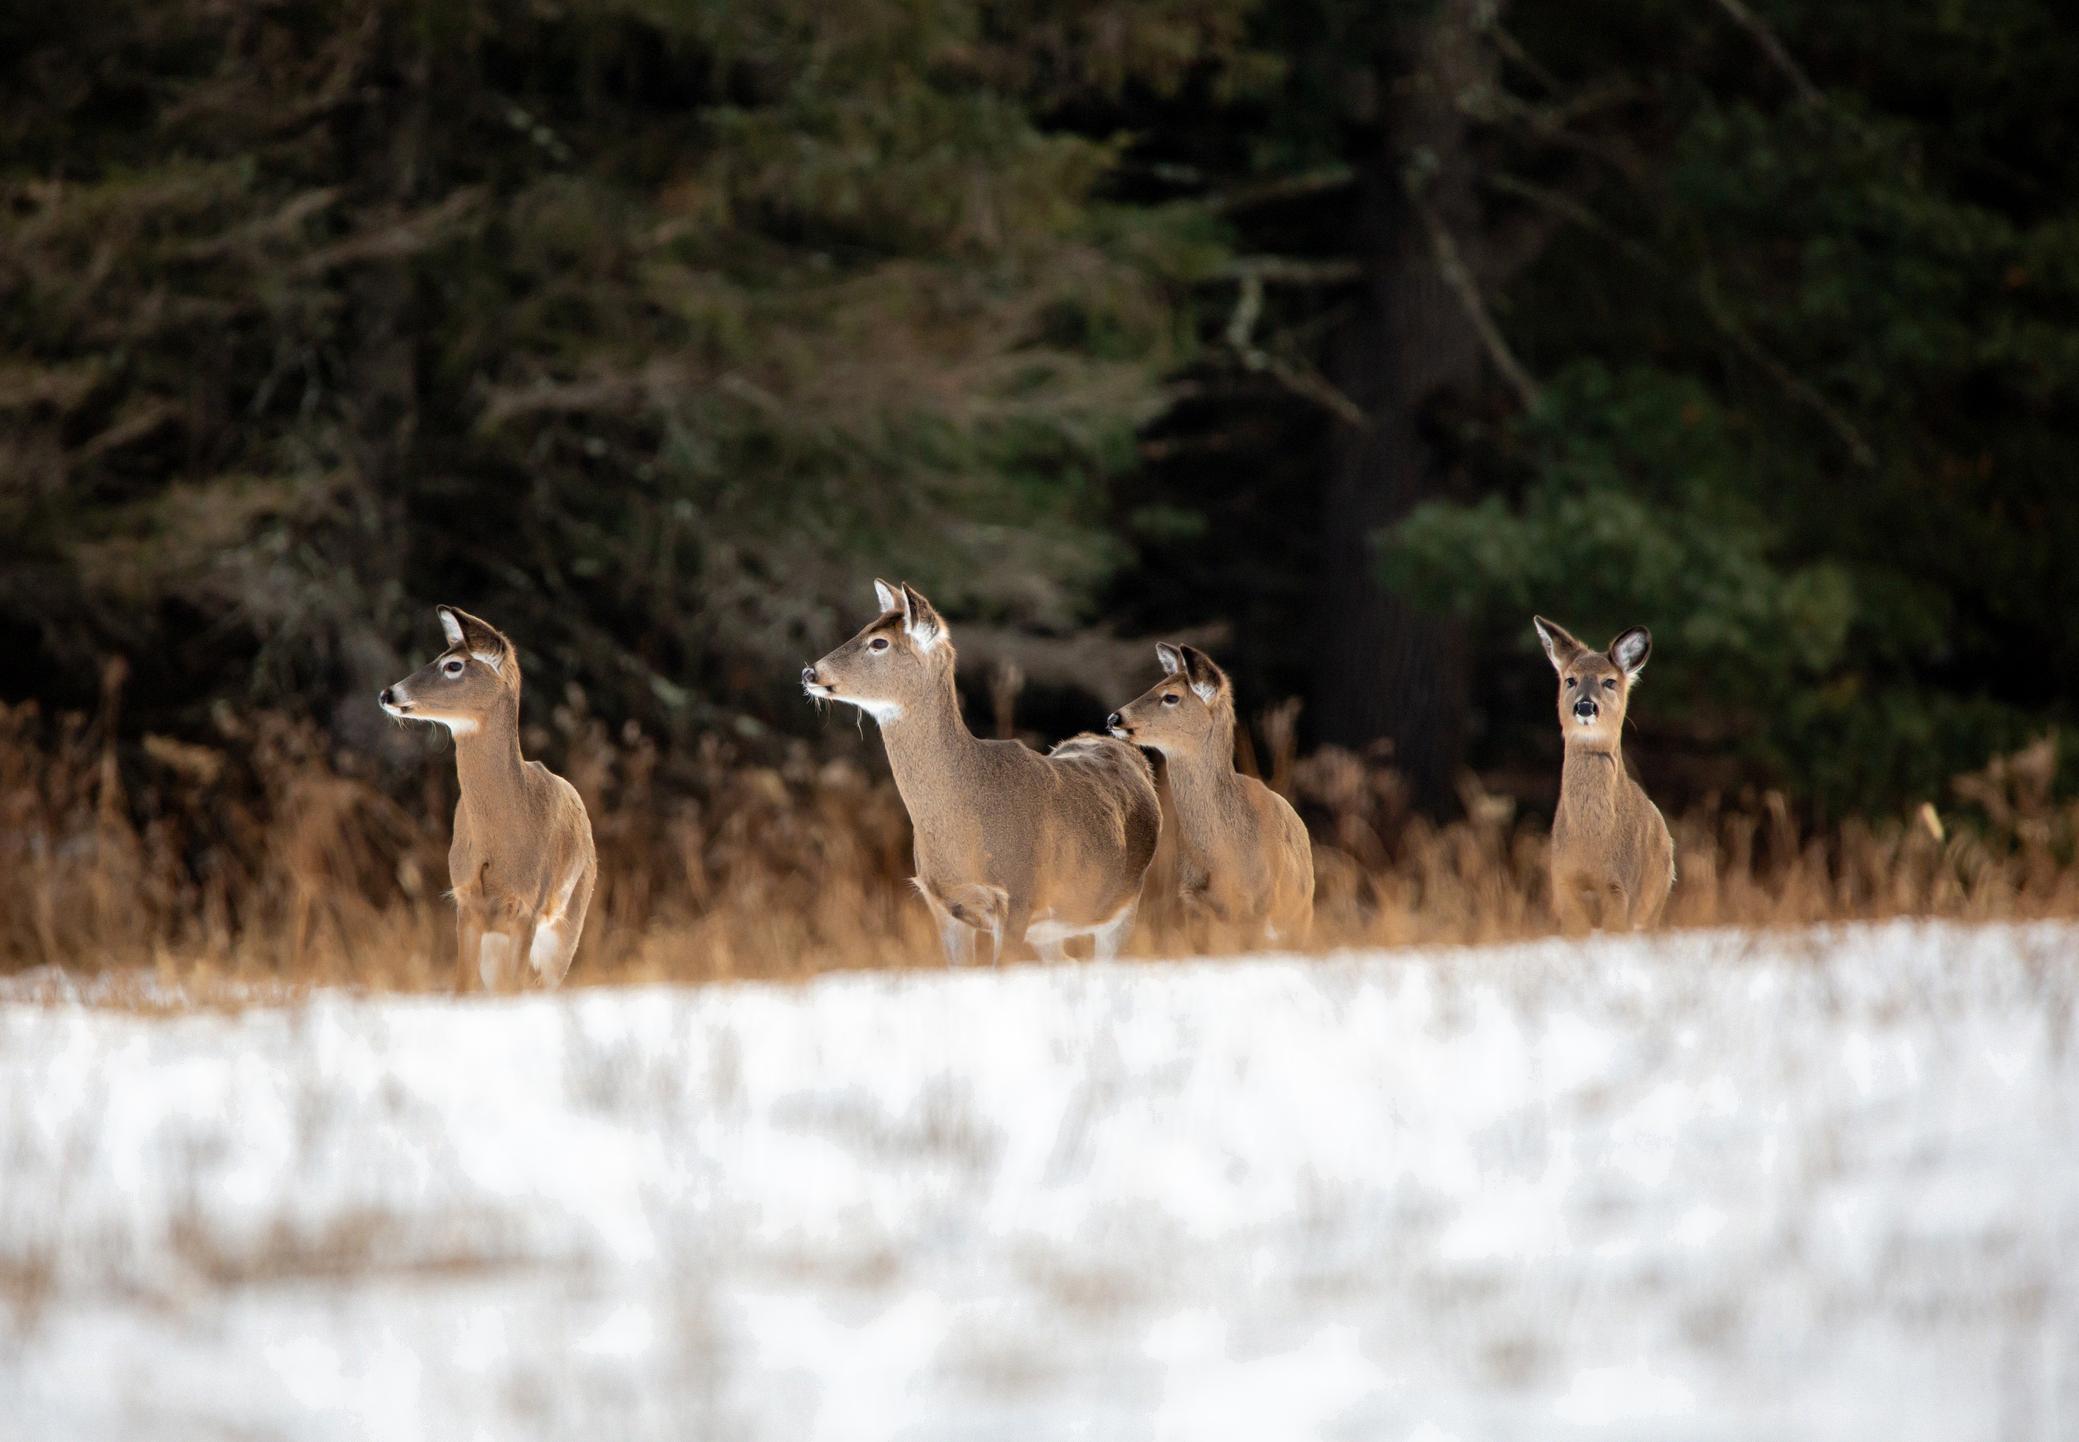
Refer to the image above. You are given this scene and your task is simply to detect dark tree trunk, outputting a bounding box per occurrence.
[1314,0,1493,812]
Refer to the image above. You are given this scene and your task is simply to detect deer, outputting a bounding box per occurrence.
[1533,615,1675,932]
[802,579,1161,965]
[1107,643,1314,946]
[380,606,597,990]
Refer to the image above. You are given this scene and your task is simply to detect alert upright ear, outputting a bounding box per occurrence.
[436,606,513,674]
[1176,644,1231,706]
[873,578,900,615]
[1533,615,1587,673]
[1155,642,1186,677]
[898,583,946,653]
[1608,626,1652,680]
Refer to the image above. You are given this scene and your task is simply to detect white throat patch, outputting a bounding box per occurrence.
[847,697,904,724]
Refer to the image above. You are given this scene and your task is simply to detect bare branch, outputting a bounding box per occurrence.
[1222,271,1371,427]
[1204,166,1356,215]
[1484,171,1874,466]
[1706,0,1824,107]
[956,623,1233,710]
[292,188,485,276]
[1488,25,1563,95]
[1481,89,1652,186]
[1220,256,1363,287]
[1408,182,1542,410]
[1484,173,1662,270]
[1696,271,1875,467]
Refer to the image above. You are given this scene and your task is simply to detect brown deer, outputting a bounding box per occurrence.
[381,607,597,989]
[1108,644,1314,946]
[803,580,1161,964]
[1533,615,1675,931]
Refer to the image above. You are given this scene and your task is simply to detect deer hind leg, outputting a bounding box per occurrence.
[1636,857,1674,930]
[529,864,595,989]
[1265,895,1314,950]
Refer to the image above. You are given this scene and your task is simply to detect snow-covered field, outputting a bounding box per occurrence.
[2,923,2075,1441]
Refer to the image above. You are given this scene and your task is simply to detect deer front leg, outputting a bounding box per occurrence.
[1090,899,1139,962]
[992,898,1028,967]
[506,914,540,993]
[936,915,976,967]
[1176,881,1220,953]
[1607,881,1638,932]
[454,908,485,996]
[1551,871,1595,936]
[917,879,1012,966]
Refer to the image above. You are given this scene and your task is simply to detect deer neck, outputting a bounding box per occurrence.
[1559,738,1624,816]
[451,692,527,816]
[875,671,979,813]
[1163,723,1244,830]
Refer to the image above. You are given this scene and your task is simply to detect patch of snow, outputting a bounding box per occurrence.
[0,920,2075,1441]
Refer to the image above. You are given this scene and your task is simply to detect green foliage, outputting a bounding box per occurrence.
[0,0,1264,732]
[3,0,2075,817]
[1367,0,2079,811]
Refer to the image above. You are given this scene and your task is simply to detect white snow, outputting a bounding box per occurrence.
[2,921,2076,1441]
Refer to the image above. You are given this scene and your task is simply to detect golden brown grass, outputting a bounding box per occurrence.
[2,687,2074,997]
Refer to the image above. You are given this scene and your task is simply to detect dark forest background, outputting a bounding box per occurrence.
[5,0,2076,823]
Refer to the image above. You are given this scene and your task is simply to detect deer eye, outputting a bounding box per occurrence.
[868,637,889,652]
[1602,677,1617,690]
[1565,676,1577,688]
[442,659,465,678]
[1162,693,1181,706]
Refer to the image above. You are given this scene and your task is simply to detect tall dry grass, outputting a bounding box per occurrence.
[2,672,2074,994]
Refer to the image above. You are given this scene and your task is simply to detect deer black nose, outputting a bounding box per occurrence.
[1573,697,1598,719]
[801,666,817,686]
[1106,712,1122,729]
[379,687,395,707]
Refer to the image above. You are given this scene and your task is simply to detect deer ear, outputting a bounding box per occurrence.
[1533,615,1586,672]
[439,606,511,674]
[1609,626,1652,679]
[1155,642,1186,677]
[1179,645,1230,705]
[873,578,900,614]
[899,583,946,653]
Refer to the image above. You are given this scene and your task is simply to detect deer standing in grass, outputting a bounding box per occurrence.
[381,607,597,990]
[1534,615,1674,932]
[1108,644,1313,946]
[802,580,1161,964]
